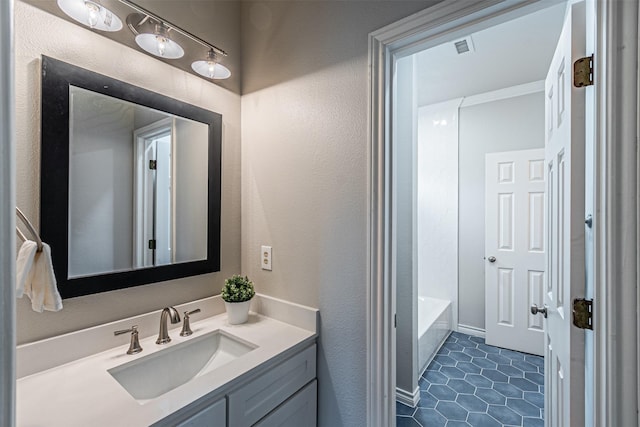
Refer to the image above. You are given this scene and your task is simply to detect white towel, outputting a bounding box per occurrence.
[17,242,63,313]
[16,240,37,298]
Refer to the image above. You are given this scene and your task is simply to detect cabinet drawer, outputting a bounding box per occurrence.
[228,344,316,426]
[254,380,317,427]
[175,397,226,427]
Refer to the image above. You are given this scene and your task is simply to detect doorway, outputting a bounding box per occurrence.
[366,0,640,425]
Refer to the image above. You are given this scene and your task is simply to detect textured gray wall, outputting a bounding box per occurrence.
[240,2,437,425]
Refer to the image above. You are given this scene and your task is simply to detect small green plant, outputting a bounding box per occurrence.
[222,275,255,303]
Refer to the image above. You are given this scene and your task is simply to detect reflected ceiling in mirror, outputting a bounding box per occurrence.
[41,56,221,298]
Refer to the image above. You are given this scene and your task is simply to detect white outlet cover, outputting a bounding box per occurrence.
[261,245,272,271]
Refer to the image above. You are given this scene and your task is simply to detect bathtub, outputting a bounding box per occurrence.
[418,296,451,375]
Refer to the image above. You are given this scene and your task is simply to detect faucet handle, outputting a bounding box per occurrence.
[180,309,201,337]
[114,325,143,355]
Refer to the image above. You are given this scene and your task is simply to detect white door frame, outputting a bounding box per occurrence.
[0,0,16,426]
[366,0,639,426]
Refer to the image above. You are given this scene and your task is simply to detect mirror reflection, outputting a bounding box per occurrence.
[68,87,209,278]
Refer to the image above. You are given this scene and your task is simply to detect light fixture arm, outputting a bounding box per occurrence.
[117,0,227,57]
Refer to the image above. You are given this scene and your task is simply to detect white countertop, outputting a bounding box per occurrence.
[16,295,318,427]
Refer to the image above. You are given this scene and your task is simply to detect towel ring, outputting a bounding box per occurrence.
[16,207,44,252]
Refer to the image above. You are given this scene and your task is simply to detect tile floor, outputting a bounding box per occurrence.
[397,332,544,427]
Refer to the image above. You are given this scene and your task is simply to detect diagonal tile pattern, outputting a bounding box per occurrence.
[397,332,544,427]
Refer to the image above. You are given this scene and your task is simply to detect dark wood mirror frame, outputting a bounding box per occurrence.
[40,56,221,299]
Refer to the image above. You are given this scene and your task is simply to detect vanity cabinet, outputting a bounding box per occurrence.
[162,343,317,427]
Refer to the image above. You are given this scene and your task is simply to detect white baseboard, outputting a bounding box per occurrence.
[396,386,420,407]
[457,324,486,338]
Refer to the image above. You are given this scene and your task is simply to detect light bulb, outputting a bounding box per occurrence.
[57,0,123,32]
[85,1,99,28]
[207,62,216,78]
[191,49,231,80]
[156,36,167,56]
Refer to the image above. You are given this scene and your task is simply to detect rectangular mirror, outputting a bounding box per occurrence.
[41,56,221,298]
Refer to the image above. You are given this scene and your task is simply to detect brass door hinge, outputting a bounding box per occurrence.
[572,298,593,330]
[574,55,593,88]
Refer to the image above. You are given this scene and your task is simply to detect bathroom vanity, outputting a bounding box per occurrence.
[16,294,318,426]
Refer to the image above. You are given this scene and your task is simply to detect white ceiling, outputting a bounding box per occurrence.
[415,3,567,107]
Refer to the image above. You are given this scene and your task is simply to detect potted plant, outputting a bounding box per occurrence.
[222,275,255,324]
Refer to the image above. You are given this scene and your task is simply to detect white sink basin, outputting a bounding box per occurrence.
[108,330,257,402]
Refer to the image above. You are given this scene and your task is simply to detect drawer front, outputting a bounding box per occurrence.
[254,380,317,427]
[228,344,316,426]
[175,397,226,427]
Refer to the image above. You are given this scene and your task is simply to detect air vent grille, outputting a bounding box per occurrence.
[453,36,475,55]
[454,40,469,54]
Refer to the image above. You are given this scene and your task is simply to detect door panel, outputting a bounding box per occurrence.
[485,148,545,355]
[543,2,587,426]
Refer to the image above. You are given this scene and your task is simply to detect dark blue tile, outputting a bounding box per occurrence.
[414,408,447,427]
[437,347,451,356]
[467,413,501,427]
[487,404,523,425]
[434,354,458,366]
[463,347,487,358]
[525,354,544,368]
[493,382,524,398]
[396,401,415,416]
[499,348,527,361]
[418,377,430,390]
[481,369,508,383]
[418,391,438,409]
[523,391,544,408]
[456,394,488,412]
[428,360,442,371]
[466,374,493,388]
[456,361,482,374]
[435,401,468,421]
[469,336,485,344]
[429,384,458,401]
[449,351,473,362]
[472,357,497,369]
[497,363,525,377]
[486,353,512,365]
[477,343,501,354]
[396,416,421,427]
[474,387,506,405]
[446,422,471,427]
[456,339,479,348]
[443,342,465,352]
[525,371,544,385]
[441,366,466,379]
[447,379,476,394]
[512,359,538,372]
[450,332,466,340]
[523,416,545,427]
[506,397,541,417]
[424,370,449,384]
[510,377,539,392]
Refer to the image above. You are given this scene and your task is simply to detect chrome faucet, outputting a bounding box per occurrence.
[156,306,181,344]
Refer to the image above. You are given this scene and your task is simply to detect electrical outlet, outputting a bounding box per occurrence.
[261,245,272,271]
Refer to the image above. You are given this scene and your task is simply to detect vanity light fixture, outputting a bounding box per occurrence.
[134,22,184,59]
[191,49,231,80]
[57,0,123,31]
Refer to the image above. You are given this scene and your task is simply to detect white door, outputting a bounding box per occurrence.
[543,2,587,426]
[485,148,545,356]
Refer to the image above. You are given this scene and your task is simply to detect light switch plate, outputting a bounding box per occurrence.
[261,245,272,271]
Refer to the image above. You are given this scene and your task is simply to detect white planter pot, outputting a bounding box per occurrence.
[225,300,251,324]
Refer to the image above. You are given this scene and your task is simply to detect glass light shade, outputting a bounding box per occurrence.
[191,59,231,80]
[57,0,123,32]
[135,32,184,59]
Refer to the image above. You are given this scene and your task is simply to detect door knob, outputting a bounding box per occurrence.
[530,304,548,318]
[487,256,496,263]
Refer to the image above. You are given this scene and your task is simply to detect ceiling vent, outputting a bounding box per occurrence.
[453,36,475,55]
